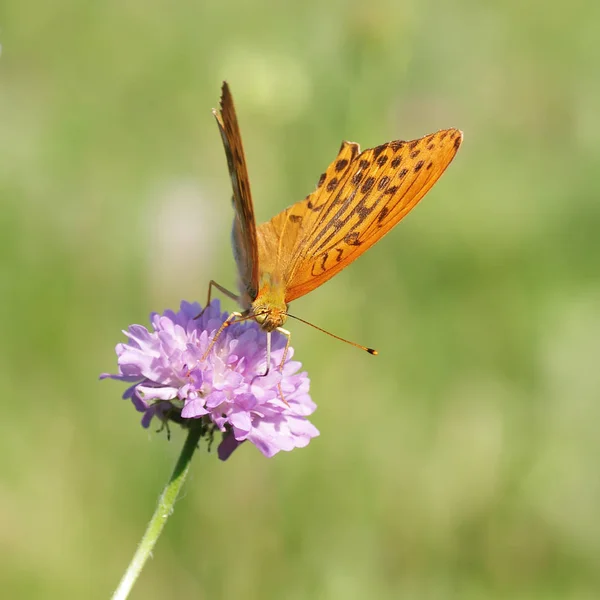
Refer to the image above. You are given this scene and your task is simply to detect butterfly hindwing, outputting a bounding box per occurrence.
[274,129,463,302]
[214,82,260,300]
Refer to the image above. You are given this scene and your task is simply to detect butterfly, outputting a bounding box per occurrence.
[204,82,462,374]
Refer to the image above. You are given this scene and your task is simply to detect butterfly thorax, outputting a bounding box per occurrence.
[247,274,288,333]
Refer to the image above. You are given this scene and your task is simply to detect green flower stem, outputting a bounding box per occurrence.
[112,424,204,600]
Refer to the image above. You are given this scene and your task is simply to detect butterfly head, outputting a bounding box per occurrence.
[250,278,288,333]
[253,306,287,333]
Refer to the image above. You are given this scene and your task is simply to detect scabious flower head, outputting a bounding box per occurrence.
[101,300,318,460]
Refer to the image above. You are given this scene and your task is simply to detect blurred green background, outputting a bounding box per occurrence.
[2,1,600,598]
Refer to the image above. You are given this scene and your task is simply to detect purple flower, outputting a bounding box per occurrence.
[101,300,319,460]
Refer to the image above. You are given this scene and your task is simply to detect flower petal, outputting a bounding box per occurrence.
[102,299,317,458]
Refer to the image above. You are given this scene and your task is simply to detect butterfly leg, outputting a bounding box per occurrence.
[195,280,240,319]
[200,310,243,362]
[261,331,272,377]
[275,327,292,406]
[255,329,291,405]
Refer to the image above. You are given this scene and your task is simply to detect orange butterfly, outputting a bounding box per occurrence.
[204,82,462,372]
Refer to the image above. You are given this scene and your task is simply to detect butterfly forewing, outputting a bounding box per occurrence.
[213,82,260,300]
[255,140,360,281]
[260,128,463,303]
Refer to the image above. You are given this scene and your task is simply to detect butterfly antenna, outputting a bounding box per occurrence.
[286,313,378,355]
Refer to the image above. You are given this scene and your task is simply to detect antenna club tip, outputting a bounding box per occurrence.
[368,348,378,355]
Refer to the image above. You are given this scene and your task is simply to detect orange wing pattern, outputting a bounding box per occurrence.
[213,82,260,300]
[258,129,463,303]
[255,140,359,289]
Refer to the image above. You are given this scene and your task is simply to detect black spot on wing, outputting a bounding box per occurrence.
[360,177,375,194]
[377,176,391,191]
[326,178,339,192]
[372,145,386,158]
[344,232,361,246]
[377,206,389,223]
[351,172,363,185]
